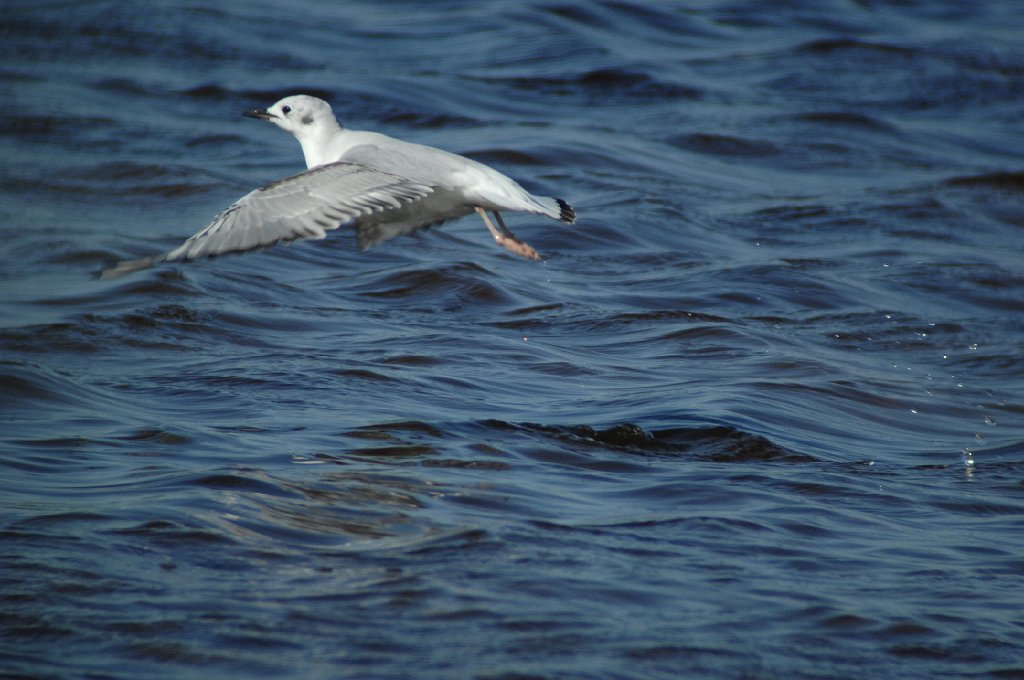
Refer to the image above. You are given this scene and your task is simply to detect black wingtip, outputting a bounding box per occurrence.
[556,198,576,224]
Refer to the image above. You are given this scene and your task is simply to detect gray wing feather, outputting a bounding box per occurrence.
[100,161,433,278]
[164,161,434,261]
[343,143,450,185]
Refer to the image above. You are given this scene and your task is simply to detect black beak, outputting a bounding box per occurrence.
[243,108,273,120]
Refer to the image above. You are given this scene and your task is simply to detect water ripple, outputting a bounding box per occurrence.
[3,1,1024,678]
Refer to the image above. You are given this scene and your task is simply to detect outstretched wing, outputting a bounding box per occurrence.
[101,162,433,278]
[166,162,434,260]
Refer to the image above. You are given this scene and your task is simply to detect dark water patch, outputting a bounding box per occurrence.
[2,319,149,355]
[13,511,115,529]
[892,261,1024,314]
[0,67,43,84]
[41,248,127,268]
[0,113,118,141]
[540,2,612,27]
[98,269,197,298]
[504,421,815,463]
[148,304,204,323]
[61,161,182,183]
[0,363,80,407]
[579,67,701,98]
[541,0,725,44]
[797,37,919,58]
[422,458,512,471]
[653,324,754,358]
[329,368,398,383]
[380,110,479,129]
[354,263,512,308]
[121,640,235,667]
[14,5,231,64]
[930,498,1024,518]
[946,171,1024,192]
[790,110,900,133]
[667,132,780,158]
[53,161,215,198]
[189,472,301,498]
[181,83,245,100]
[342,421,445,441]
[391,528,491,561]
[350,444,437,459]
[0,362,138,426]
[287,474,427,516]
[708,262,867,312]
[749,204,831,221]
[665,426,816,463]
[491,305,733,333]
[604,309,731,326]
[469,148,552,167]
[477,68,701,103]
[183,133,247,148]
[111,519,236,546]
[2,301,214,353]
[874,195,953,223]
[820,612,876,629]
[181,83,337,104]
[378,354,443,367]
[92,77,153,96]
[753,26,1024,116]
[115,428,192,446]
[0,620,77,645]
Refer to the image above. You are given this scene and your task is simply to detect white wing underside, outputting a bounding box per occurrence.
[166,161,435,260]
[100,161,437,278]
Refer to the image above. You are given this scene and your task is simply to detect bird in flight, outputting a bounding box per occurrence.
[102,95,575,278]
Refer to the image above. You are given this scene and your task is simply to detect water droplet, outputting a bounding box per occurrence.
[962,448,975,467]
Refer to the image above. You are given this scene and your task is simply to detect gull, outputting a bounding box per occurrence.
[101,94,575,278]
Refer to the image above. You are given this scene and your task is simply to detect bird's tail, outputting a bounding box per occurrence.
[534,196,576,224]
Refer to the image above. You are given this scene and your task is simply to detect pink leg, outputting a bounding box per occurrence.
[475,207,504,241]
[474,207,541,261]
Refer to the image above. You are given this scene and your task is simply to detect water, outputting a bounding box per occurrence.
[3,1,1024,678]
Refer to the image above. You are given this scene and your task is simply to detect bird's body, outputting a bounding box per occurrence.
[324,128,572,248]
[102,95,574,277]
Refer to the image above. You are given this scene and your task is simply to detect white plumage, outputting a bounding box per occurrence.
[102,95,575,278]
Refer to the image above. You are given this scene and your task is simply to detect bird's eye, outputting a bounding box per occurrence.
[281,105,292,115]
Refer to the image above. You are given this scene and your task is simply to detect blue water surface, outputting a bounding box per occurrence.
[2,1,1023,678]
